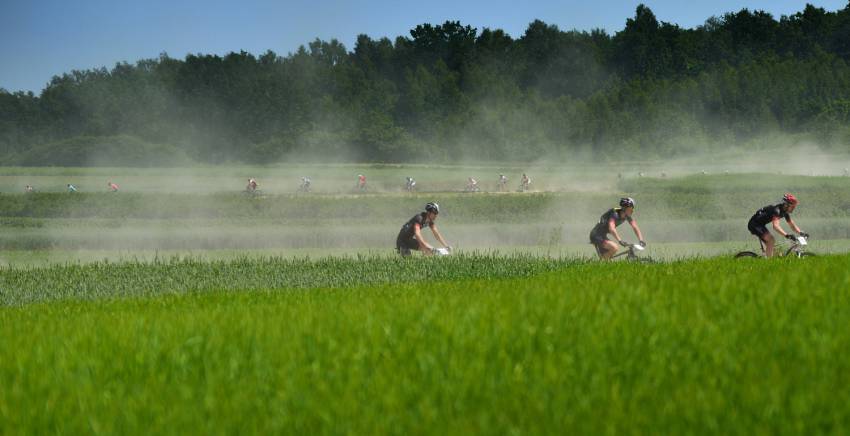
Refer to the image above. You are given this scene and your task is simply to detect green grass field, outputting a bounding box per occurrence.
[2,165,850,433]
[2,255,850,434]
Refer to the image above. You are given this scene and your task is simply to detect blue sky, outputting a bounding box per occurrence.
[1,0,847,93]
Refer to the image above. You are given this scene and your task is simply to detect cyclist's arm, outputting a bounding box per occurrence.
[413,224,434,252]
[430,224,449,248]
[629,219,644,242]
[608,219,623,243]
[771,217,789,237]
[785,216,802,234]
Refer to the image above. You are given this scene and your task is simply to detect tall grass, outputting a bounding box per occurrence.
[1,255,849,434]
[0,254,583,306]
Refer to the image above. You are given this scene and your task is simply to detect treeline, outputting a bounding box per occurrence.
[3,3,850,165]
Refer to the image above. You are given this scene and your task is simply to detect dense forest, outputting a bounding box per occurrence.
[3,3,850,165]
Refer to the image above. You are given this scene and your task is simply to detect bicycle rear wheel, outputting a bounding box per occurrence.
[735,251,760,258]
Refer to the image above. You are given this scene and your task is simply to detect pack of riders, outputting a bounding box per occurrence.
[582,193,808,259]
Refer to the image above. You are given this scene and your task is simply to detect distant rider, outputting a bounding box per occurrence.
[67,184,77,193]
[405,177,416,192]
[589,197,646,260]
[300,177,311,192]
[747,193,807,257]
[498,174,508,192]
[519,173,531,192]
[396,202,452,257]
[108,182,119,192]
[466,177,479,192]
[24,185,34,193]
[358,174,367,191]
[246,178,258,192]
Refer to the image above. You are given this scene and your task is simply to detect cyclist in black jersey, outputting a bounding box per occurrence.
[396,202,452,256]
[747,193,807,257]
[589,197,646,260]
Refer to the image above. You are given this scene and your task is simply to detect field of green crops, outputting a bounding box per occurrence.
[2,255,850,434]
[2,164,850,433]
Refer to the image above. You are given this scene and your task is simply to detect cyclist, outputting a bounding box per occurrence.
[67,184,77,193]
[519,173,531,192]
[465,177,479,192]
[405,177,416,192]
[589,197,646,260]
[747,193,808,257]
[246,178,258,192]
[498,174,508,192]
[357,174,367,191]
[396,202,451,257]
[108,181,119,192]
[299,177,311,192]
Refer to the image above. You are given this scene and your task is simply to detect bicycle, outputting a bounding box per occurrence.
[735,234,815,258]
[297,178,312,193]
[611,242,655,263]
[242,188,264,197]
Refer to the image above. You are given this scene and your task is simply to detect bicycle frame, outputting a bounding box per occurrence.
[747,235,810,257]
[611,244,645,261]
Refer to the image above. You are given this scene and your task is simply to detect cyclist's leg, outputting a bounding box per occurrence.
[748,220,772,256]
[600,240,619,260]
[397,236,420,257]
[592,233,617,260]
[761,232,776,257]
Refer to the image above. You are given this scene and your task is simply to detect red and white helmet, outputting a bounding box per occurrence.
[782,193,799,205]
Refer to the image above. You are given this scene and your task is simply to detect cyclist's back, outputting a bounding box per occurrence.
[750,203,788,227]
[590,208,632,238]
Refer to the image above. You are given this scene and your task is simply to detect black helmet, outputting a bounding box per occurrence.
[619,197,635,208]
[425,202,440,214]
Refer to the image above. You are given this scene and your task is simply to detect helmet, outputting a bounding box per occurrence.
[619,197,635,208]
[782,193,798,205]
[425,202,440,214]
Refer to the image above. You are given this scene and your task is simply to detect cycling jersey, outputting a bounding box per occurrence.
[398,213,433,240]
[396,212,435,255]
[749,204,789,227]
[590,208,633,238]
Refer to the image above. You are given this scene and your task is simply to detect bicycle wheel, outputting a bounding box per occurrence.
[735,251,760,258]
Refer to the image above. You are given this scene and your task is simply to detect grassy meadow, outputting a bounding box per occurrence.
[2,255,850,433]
